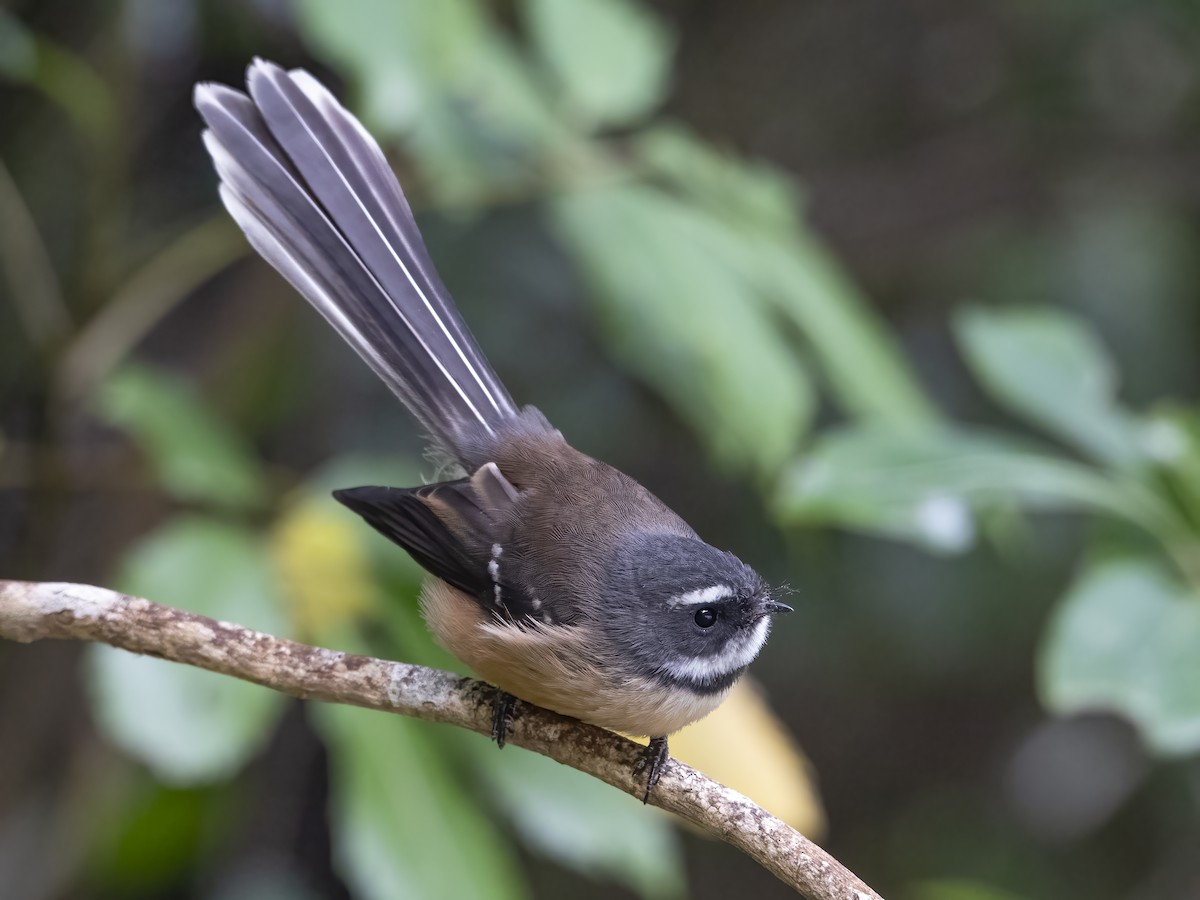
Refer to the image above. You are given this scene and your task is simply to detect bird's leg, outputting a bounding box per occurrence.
[491,689,517,748]
[633,736,670,803]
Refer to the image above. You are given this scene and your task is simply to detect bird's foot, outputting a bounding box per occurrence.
[632,736,670,803]
[491,689,517,748]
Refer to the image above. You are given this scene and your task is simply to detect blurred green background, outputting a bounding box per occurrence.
[3,1,1200,898]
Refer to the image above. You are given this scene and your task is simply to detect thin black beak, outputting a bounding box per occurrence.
[764,601,793,615]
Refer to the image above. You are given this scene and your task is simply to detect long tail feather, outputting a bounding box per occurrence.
[195,59,518,460]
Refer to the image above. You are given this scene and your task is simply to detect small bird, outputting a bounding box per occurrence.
[195,60,790,800]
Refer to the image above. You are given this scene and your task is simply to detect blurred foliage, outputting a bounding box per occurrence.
[777,305,1200,761]
[464,740,685,900]
[271,492,376,639]
[97,363,267,511]
[313,703,526,900]
[1040,558,1200,756]
[88,516,287,783]
[554,182,815,474]
[667,677,825,838]
[4,1,1200,899]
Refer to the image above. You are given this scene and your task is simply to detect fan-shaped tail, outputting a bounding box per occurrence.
[195,59,517,462]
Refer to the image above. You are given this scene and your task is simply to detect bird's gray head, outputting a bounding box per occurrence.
[604,534,790,695]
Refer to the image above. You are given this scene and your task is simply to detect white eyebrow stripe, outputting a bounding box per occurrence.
[667,585,734,608]
[662,617,771,684]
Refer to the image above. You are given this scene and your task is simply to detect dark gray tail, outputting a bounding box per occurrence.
[195,59,517,462]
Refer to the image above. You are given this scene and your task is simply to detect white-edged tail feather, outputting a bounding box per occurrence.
[195,60,519,460]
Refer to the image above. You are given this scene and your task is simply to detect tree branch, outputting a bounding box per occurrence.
[0,579,883,900]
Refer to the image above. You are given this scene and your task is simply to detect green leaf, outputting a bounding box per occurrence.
[525,0,673,128]
[1039,557,1200,755]
[553,183,813,475]
[637,124,800,237]
[638,124,937,429]
[295,0,568,208]
[1140,404,1200,531]
[312,704,526,900]
[90,786,210,895]
[763,236,939,428]
[294,0,479,126]
[954,306,1141,469]
[776,426,1168,553]
[97,363,266,510]
[0,11,116,150]
[86,518,286,783]
[467,741,683,899]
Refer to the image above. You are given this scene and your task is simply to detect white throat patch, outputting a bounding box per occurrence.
[663,616,771,684]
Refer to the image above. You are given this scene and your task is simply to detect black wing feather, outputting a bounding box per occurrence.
[333,485,484,598]
[334,482,537,622]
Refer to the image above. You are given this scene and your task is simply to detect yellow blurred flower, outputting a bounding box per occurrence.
[271,495,377,640]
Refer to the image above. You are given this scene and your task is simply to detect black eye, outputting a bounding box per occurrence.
[694,607,718,628]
